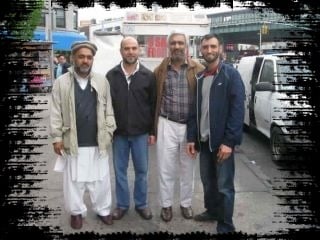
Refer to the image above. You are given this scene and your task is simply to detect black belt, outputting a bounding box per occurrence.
[160,114,186,124]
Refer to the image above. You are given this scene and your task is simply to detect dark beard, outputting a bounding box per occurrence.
[204,54,219,64]
[123,57,138,65]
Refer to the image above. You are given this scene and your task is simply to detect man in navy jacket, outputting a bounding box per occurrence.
[187,33,245,233]
[54,54,70,79]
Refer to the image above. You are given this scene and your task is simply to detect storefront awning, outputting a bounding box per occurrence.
[33,30,87,51]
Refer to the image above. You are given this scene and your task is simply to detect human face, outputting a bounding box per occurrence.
[58,55,66,64]
[169,34,187,63]
[200,37,223,65]
[72,48,94,76]
[120,37,139,65]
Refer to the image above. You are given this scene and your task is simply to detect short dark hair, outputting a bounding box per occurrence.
[200,33,224,46]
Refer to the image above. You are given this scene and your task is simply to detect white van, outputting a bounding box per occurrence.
[237,53,310,161]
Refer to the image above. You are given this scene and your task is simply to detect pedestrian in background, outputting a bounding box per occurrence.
[106,36,156,221]
[50,41,116,229]
[54,54,71,79]
[186,33,245,233]
[153,30,205,222]
[53,56,59,66]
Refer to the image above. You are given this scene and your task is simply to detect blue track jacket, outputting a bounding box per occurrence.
[187,62,245,151]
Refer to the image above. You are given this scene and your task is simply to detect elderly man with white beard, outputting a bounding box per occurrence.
[50,41,116,229]
[153,31,205,222]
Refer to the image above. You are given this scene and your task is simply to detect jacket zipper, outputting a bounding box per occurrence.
[208,71,220,152]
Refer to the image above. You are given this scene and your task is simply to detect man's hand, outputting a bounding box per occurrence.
[217,144,232,163]
[148,135,156,145]
[53,142,64,156]
[186,142,197,159]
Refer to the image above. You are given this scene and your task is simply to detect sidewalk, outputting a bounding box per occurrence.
[36,136,291,236]
[30,94,293,236]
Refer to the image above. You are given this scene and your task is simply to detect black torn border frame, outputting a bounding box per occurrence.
[1,0,320,239]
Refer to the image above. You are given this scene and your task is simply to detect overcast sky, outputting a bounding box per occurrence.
[78,2,246,23]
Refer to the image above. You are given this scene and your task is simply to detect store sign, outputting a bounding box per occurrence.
[147,36,167,58]
[125,11,208,24]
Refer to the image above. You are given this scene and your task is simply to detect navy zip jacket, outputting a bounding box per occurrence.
[187,62,245,151]
[107,63,156,136]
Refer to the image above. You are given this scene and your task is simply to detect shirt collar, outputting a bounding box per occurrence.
[74,71,89,82]
[121,60,140,77]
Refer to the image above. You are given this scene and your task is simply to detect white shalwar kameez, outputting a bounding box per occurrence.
[62,147,112,217]
[61,77,112,217]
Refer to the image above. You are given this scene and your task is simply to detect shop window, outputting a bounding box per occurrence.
[38,12,46,27]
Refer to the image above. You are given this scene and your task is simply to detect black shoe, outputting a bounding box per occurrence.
[98,214,113,225]
[160,206,172,222]
[112,208,128,220]
[180,206,193,219]
[194,211,217,222]
[70,214,82,229]
[135,207,153,220]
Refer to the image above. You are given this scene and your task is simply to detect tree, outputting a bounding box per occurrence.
[1,0,44,40]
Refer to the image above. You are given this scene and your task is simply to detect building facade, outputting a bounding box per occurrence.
[33,1,87,51]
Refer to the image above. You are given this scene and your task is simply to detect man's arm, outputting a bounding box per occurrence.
[50,80,64,155]
[222,70,246,149]
[104,78,117,146]
[186,79,199,159]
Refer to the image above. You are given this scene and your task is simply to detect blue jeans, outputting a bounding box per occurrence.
[112,134,149,209]
[199,141,235,233]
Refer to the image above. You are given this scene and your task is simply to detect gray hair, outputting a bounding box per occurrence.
[167,30,189,46]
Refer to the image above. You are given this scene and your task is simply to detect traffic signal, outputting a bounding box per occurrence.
[261,24,269,35]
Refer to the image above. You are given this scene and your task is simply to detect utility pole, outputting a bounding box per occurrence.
[45,0,54,87]
[259,26,262,54]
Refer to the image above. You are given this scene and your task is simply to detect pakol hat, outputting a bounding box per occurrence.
[71,41,97,56]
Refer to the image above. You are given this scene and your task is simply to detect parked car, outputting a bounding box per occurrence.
[237,52,311,161]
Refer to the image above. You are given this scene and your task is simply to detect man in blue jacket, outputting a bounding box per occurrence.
[54,54,71,79]
[186,33,245,233]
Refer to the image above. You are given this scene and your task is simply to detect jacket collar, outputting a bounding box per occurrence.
[68,67,97,90]
[121,60,140,77]
[197,61,223,79]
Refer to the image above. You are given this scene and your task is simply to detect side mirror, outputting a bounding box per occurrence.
[255,82,275,92]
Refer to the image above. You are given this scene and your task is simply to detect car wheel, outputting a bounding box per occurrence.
[270,126,287,162]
